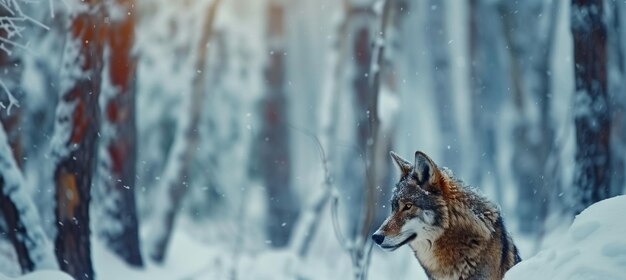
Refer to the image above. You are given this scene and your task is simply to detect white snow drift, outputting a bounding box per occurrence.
[0,271,72,280]
[506,195,626,280]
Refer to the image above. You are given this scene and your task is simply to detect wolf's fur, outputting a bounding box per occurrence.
[372,151,520,280]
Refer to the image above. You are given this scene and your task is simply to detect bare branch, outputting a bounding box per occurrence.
[0,79,19,115]
[0,0,49,115]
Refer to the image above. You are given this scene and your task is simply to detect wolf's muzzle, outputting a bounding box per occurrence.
[371,233,385,245]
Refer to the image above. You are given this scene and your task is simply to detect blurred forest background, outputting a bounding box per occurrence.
[0,0,624,279]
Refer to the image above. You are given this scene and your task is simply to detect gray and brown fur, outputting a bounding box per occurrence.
[372,151,520,280]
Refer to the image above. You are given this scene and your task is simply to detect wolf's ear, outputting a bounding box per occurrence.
[413,151,437,185]
[390,151,412,177]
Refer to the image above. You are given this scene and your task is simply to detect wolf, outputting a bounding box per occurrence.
[372,151,521,280]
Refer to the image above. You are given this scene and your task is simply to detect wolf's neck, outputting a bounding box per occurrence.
[409,237,439,274]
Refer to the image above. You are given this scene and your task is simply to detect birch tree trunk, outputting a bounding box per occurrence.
[149,0,221,262]
[571,0,611,214]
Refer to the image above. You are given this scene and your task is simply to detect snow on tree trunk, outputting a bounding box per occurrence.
[372,0,406,233]
[571,0,612,214]
[500,0,559,234]
[20,14,66,240]
[468,0,506,202]
[94,0,143,267]
[425,0,461,173]
[314,2,378,257]
[252,0,299,248]
[310,0,391,277]
[352,3,375,255]
[50,2,107,279]
[0,126,57,273]
[344,1,376,242]
[293,0,350,258]
[607,0,626,197]
[149,0,221,263]
[346,0,393,278]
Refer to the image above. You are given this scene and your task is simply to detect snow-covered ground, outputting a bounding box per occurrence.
[506,195,626,280]
[0,271,72,280]
[3,196,626,279]
[93,194,626,280]
[93,211,426,280]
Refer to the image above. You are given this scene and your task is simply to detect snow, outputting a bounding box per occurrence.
[9,195,626,280]
[505,195,626,280]
[92,213,427,280]
[0,128,58,271]
[0,0,623,279]
[92,45,126,241]
[377,84,400,132]
[93,229,217,280]
[0,271,73,280]
[372,0,385,16]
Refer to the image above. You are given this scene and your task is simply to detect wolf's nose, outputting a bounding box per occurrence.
[371,233,385,245]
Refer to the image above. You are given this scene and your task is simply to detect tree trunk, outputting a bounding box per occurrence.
[468,0,505,203]
[253,0,299,248]
[0,178,33,272]
[149,0,221,263]
[500,0,559,234]
[96,0,143,266]
[0,23,32,272]
[351,12,373,241]
[52,3,107,278]
[352,1,392,278]
[339,1,379,242]
[295,0,350,258]
[571,0,611,214]
[372,0,407,234]
[0,126,57,273]
[608,0,626,197]
[425,0,461,173]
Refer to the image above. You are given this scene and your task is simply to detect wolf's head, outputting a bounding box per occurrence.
[371,151,449,251]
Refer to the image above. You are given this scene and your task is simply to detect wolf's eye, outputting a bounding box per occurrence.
[403,203,413,211]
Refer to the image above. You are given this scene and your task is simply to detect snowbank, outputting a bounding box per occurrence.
[0,271,73,280]
[505,195,626,280]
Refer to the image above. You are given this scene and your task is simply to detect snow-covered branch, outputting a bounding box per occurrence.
[0,0,49,114]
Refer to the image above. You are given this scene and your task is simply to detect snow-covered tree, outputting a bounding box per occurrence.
[607,0,626,197]
[500,0,560,234]
[50,0,107,278]
[571,0,612,214]
[148,0,222,263]
[0,118,57,274]
[0,8,58,275]
[468,0,507,202]
[325,0,396,278]
[425,0,461,173]
[94,0,143,267]
[248,0,300,248]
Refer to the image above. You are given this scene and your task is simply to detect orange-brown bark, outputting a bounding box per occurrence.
[54,4,107,279]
